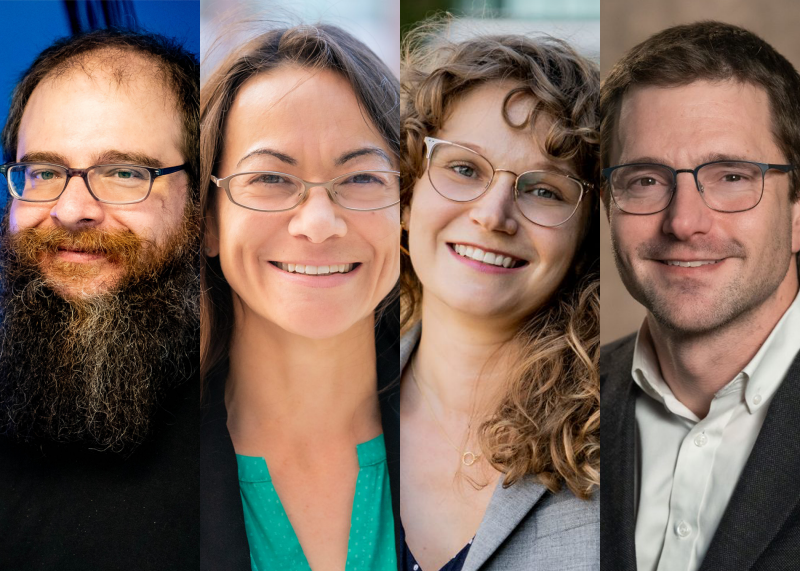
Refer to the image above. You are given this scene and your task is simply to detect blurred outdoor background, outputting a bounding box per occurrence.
[401,0,598,58]
[200,0,400,82]
[599,0,800,343]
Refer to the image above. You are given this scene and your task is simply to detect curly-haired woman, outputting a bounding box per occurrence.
[399,24,600,571]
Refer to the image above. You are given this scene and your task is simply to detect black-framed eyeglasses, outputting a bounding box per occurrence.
[602,160,795,215]
[211,170,401,212]
[423,137,591,228]
[1,162,186,204]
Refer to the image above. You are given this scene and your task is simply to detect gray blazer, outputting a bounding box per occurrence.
[401,323,599,571]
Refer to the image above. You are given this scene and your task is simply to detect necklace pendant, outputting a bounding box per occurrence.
[462,451,477,466]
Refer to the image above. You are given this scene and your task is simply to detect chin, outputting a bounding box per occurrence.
[270,305,372,340]
[42,268,124,299]
[639,289,743,336]
[444,293,528,322]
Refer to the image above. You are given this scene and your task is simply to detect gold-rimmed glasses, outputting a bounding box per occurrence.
[423,137,590,227]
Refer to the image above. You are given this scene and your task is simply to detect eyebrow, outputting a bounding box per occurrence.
[236,146,393,169]
[449,140,577,178]
[334,146,392,167]
[618,153,754,167]
[237,148,297,167]
[18,150,164,168]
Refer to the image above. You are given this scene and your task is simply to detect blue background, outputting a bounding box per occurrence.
[0,0,200,208]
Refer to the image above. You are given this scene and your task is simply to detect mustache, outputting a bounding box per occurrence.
[636,237,746,260]
[5,227,147,265]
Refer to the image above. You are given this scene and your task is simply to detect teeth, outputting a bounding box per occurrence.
[664,260,719,268]
[277,263,354,275]
[452,244,518,268]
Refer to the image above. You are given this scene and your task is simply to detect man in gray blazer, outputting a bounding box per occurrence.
[600,21,800,571]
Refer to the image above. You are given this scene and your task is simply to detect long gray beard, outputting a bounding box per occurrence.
[0,250,199,453]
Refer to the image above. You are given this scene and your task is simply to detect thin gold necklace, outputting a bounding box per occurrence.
[410,357,482,467]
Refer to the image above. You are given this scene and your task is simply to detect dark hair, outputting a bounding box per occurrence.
[1,28,200,202]
[200,24,400,382]
[600,21,800,206]
[402,24,600,498]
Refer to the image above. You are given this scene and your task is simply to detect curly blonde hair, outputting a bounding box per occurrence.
[401,21,600,499]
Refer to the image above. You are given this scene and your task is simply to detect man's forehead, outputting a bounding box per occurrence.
[18,53,183,165]
[613,80,775,162]
[28,49,177,124]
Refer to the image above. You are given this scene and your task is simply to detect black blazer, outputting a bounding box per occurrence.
[200,302,401,571]
[600,334,800,571]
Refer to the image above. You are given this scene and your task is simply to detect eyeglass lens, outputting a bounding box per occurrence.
[224,171,400,211]
[427,142,583,226]
[609,161,765,214]
[8,164,153,204]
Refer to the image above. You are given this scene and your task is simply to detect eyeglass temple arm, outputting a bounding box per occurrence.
[767,163,795,173]
[154,164,187,177]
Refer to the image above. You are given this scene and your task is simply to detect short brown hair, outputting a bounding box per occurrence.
[200,24,400,382]
[600,21,800,206]
[402,24,600,499]
[1,28,199,200]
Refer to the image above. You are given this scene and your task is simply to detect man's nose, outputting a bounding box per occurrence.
[287,186,347,243]
[49,175,106,230]
[660,172,713,240]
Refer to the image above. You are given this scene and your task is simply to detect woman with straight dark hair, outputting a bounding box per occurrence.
[399,21,600,571]
[199,23,401,571]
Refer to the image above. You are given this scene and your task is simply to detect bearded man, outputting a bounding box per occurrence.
[0,29,200,570]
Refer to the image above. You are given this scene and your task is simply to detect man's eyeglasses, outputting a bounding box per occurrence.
[423,137,591,228]
[211,170,401,212]
[602,160,795,215]
[1,162,187,204]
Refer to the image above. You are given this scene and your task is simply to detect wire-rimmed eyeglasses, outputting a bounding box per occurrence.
[210,170,401,212]
[1,162,186,204]
[423,137,591,228]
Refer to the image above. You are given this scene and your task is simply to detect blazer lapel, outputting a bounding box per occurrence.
[461,477,548,571]
[376,301,402,561]
[600,335,638,571]
[200,364,251,571]
[700,350,800,570]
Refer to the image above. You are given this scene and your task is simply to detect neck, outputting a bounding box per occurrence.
[649,276,799,418]
[226,297,380,444]
[414,295,519,417]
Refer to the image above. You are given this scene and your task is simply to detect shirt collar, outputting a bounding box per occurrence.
[631,288,800,417]
[740,288,800,412]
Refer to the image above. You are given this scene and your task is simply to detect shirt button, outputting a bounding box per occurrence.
[676,521,692,538]
[753,394,762,405]
[693,433,708,447]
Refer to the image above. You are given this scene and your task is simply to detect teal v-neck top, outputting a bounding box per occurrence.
[236,434,397,571]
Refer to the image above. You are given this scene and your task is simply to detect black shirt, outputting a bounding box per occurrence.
[399,521,472,571]
[0,377,200,571]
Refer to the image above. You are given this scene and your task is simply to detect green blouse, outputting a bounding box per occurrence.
[236,434,397,571]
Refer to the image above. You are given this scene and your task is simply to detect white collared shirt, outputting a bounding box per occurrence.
[632,290,800,571]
